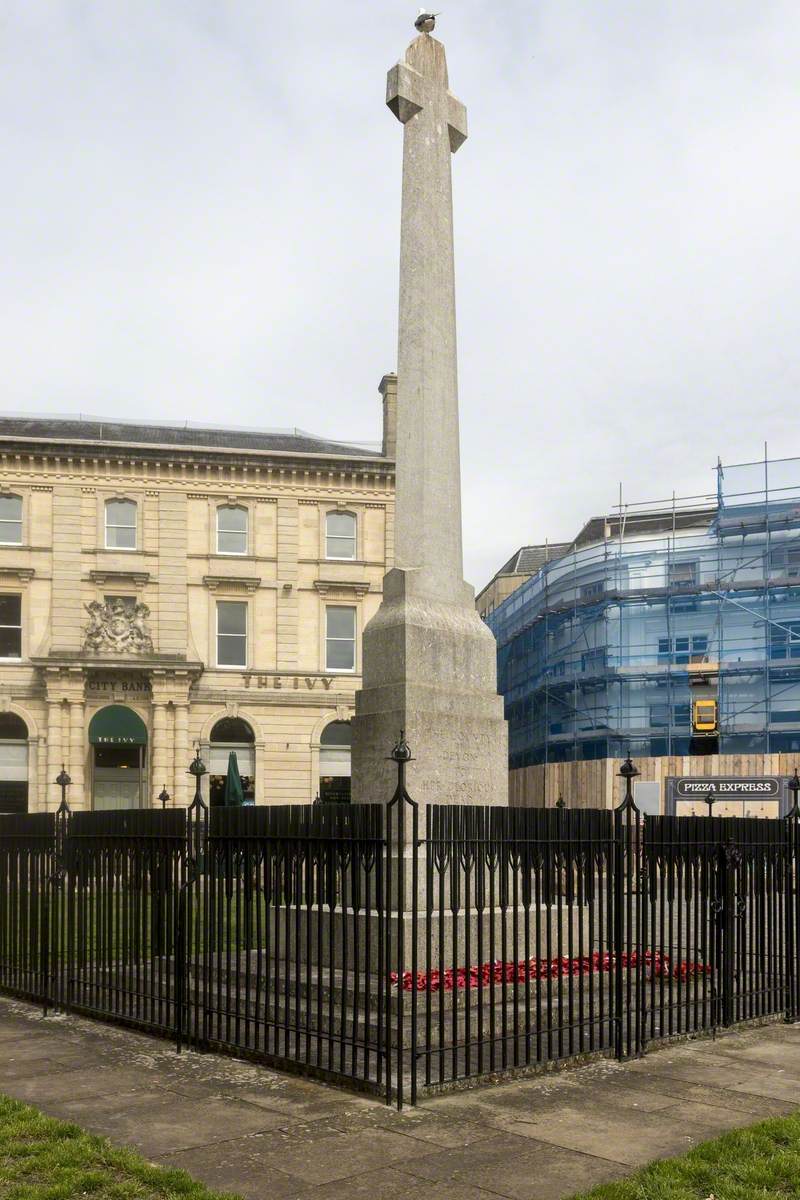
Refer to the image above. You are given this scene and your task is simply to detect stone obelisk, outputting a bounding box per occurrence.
[351,25,508,809]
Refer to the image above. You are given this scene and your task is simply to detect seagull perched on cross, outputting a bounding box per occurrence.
[414,9,440,32]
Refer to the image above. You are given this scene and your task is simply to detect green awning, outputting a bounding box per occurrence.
[88,705,148,746]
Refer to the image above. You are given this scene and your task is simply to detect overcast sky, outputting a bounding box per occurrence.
[3,1,799,589]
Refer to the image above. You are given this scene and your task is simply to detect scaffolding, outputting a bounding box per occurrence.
[486,452,800,769]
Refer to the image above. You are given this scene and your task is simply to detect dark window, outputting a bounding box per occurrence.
[0,713,27,739]
[210,717,255,744]
[771,710,800,724]
[217,506,247,555]
[658,633,709,665]
[770,731,800,753]
[210,718,255,805]
[0,496,22,545]
[326,607,356,671]
[320,721,352,747]
[581,647,606,673]
[649,704,668,728]
[0,594,21,659]
[216,601,247,667]
[326,512,356,560]
[668,561,698,588]
[105,499,137,549]
[770,547,800,578]
[580,581,604,599]
[770,621,800,661]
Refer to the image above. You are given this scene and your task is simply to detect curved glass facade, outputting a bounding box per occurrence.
[486,457,800,768]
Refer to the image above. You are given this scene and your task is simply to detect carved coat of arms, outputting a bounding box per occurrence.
[83,599,153,655]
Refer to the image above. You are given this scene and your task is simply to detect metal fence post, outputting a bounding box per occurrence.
[614,757,639,1060]
[785,770,800,1024]
[53,795,70,1015]
[177,756,208,1054]
[719,835,739,1029]
[386,734,418,1109]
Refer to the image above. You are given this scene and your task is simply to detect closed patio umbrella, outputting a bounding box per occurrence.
[224,750,244,807]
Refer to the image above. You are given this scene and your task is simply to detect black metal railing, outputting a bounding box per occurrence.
[1,752,799,1106]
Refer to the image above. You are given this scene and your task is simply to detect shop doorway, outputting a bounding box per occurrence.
[88,705,148,810]
[319,721,351,803]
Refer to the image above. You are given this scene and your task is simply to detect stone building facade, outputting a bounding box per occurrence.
[0,382,396,812]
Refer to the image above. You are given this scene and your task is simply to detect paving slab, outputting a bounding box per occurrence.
[503,1097,746,1167]
[215,1120,436,1188]
[402,1131,629,1200]
[0,997,798,1200]
[598,1072,797,1119]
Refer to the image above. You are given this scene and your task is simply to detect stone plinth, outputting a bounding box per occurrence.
[352,569,507,810]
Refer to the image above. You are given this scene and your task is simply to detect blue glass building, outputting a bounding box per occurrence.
[485,457,800,769]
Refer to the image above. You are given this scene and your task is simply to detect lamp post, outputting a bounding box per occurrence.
[704,788,715,816]
[55,764,71,813]
[187,747,207,807]
[788,769,800,819]
[158,784,170,810]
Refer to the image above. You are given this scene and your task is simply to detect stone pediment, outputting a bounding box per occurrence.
[89,569,150,588]
[203,575,261,593]
[313,579,371,598]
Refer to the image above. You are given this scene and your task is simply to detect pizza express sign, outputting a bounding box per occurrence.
[675,776,781,799]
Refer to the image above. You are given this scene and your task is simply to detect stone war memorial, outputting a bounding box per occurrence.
[352,27,509,811]
[1,15,799,1124]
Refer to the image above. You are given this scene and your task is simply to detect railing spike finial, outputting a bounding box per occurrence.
[787,767,800,821]
[187,747,208,811]
[616,756,640,812]
[388,731,415,801]
[389,731,413,764]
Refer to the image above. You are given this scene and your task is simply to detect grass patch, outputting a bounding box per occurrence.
[567,1110,800,1200]
[0,1094,241,1199]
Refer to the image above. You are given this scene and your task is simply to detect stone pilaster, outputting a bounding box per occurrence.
[174,703,190,807]
[28,736,39,814]
[69,699,86,809]
[151,701,168,809]
[45,698,64,811]
[276,498,299,671]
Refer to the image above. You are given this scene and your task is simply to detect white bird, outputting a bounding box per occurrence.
[415,9,440,32]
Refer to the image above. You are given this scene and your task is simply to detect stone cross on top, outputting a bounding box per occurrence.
[387,35,467,153]
[384,31,469,606]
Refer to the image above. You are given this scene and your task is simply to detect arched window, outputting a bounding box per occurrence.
[325,511,356,560]
[0,496,22,545]
[319,720,351,803]
[217,505,248,555]
[0,712,28,814]
[210,717,255,805]
[320,721,351,748]
[105,499,137,550]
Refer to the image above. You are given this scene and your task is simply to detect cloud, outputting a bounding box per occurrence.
[2,1,799,588]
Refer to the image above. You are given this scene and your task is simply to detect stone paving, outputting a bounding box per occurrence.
[0,996,798,1199]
